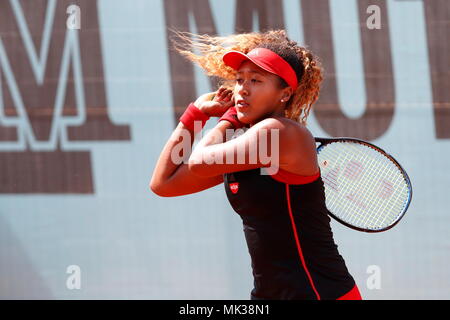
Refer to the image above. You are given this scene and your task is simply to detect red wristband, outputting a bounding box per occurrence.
[218,106,245,129]
[179,102,210,132]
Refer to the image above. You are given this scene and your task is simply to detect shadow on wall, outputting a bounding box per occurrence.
[0,214,53,299]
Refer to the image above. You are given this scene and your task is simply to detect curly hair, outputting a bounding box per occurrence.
[170,29,323,126]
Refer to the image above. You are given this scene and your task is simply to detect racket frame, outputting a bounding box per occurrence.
[315,137,413,233]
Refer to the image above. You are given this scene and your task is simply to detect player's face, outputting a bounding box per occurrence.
[233,61,287,125]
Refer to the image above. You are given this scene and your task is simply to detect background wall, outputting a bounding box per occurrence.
[0,0,449,299]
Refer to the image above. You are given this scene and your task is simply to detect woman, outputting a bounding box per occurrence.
[150,30,362,300]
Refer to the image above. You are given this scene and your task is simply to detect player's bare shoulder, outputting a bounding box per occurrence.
[273,117,315,145]
[245,116,315,149]
[269,117,318,174]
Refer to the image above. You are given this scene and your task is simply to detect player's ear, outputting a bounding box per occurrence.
[280,87,293,103]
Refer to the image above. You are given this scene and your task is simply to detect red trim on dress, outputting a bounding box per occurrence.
[337,284,362,300]
[285,184,321,300]
[270,168,321,185]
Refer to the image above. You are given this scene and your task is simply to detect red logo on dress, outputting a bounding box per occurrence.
[229,182,239,194]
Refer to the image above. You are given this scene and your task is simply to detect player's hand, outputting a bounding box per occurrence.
[194,86,234,117]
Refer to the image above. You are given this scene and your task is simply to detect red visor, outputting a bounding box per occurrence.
[223,48,298,91]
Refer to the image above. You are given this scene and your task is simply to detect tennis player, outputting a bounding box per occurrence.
[150,30,362,300]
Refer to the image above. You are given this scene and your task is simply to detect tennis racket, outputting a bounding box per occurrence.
[315,137,412,232]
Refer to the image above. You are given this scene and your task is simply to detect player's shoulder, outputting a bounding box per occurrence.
[257,116,313,141]
[254,116,301,131]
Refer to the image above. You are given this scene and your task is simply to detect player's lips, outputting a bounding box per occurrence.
[236,99,250,108]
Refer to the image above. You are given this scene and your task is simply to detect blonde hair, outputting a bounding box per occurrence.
[170,29,323,126]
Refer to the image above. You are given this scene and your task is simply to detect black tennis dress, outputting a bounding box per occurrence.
[223,166,361,300]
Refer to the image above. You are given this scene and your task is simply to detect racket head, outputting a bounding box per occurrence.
[315,137,413,232]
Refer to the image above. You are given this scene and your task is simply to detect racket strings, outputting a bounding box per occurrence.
[318,141,410,231]
[325,145,384,227]
[327,144,407,229]
[330,144,408,229]
[346,144,407,228]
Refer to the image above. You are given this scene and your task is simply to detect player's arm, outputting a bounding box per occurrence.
[188,117,295,177]
[149,121,226,197]
[150,88,233,197]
